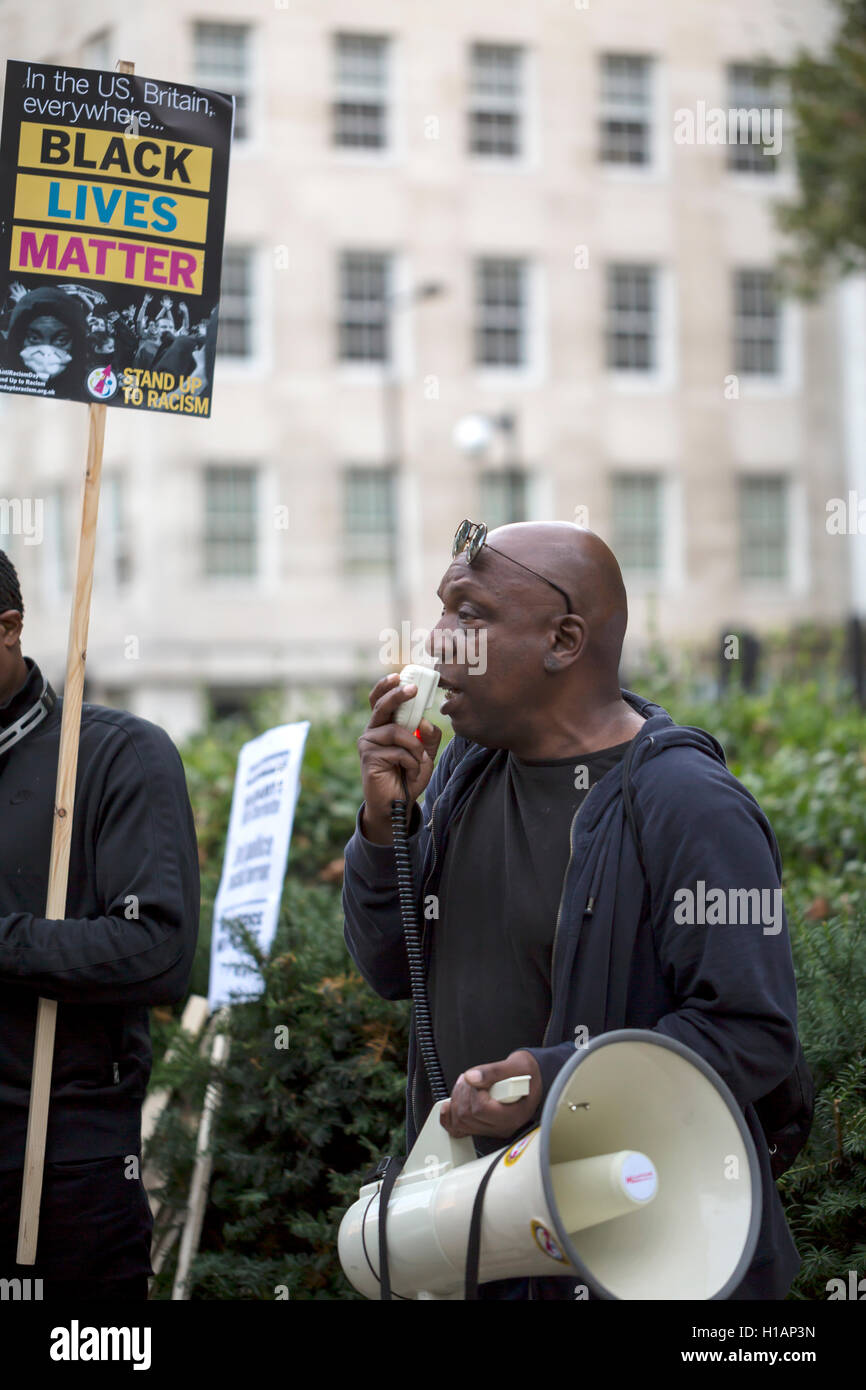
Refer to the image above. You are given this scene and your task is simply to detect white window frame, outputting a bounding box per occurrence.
[95,472,132,593]
[738,472,794,590]
[468,42,532,167]
[479,466,530,528]
[610,471,682,594]
[342,464,397,577]
[725,63,784,179]
[336,249,413,384]
[213,245,268,380]
[81,29,112,71]
[40,485,69,603]
[473,256,544,387]
[610,471,663,583]
[202,463,262,587]
[332,32,402,164]
[606,264,676,391]
[192,20,259,152]
[600,53,666,179]
[733,268,802,397]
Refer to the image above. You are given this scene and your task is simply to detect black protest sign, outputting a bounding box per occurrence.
[0,60,233,416]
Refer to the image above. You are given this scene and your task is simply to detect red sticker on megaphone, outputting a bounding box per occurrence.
[504,1134,533,1166]
[531,1220,566,1263]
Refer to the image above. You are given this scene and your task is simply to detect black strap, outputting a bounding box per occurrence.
[377,1156,404,1300]
[620,733,650,883]
[464,1146,508,1300]
[604,737,653,1028]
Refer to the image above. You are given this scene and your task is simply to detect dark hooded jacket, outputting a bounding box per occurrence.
[0,659,200,1169]
[342,688,802,1299]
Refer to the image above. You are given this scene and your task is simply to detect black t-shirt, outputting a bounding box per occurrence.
[427,740,633,1096]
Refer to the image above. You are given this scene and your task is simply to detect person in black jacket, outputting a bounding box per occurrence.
[343,519,802,1301]
[0,550,200,1299]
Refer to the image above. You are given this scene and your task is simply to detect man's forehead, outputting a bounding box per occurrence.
[436,559,493,597]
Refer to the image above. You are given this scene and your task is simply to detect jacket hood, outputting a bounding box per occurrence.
[440,687,729,836]
[573,687,728,832]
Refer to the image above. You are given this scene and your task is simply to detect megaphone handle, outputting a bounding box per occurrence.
[489,1075,532,1104]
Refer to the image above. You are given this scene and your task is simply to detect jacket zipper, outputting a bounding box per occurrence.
[541,784,597,1048]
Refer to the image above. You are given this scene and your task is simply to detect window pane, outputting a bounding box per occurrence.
[740,477,787,580]
[474,257,526,366]
[216,248,254,358]
[193,22,251,140]
[611,475,662,573]
[344,466,395,572]
[339,252,390,362]
[606,265,656,370]
[469,43,523,157]
[480,469,528,529]
[334,33,389,148]
[600,54,651,165]
[727,64,779,174]
[204,466,258,577]
[733,269,779,375]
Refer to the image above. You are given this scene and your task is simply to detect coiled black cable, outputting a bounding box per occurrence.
[391,766,448,1102]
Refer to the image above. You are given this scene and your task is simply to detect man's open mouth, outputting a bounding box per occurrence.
[437,674,463,707]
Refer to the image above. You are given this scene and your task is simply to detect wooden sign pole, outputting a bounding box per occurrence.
[16,58,134,1267]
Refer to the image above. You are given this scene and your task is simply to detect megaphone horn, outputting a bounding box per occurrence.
[338,1029,762,1300]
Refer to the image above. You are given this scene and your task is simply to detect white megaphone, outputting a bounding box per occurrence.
[339,1029,762,1300]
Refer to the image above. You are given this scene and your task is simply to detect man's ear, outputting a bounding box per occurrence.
[0,609,23,649]
[547,614,586,669]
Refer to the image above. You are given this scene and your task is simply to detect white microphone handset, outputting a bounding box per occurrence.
[393,664,440,736]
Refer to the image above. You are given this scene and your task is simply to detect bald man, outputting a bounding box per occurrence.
[343,519,802,1301]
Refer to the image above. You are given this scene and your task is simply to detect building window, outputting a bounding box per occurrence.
[474,257,527,367]
[740,476,788,581]
[207,686,268,721]
[333,33,390,149]
[343,466,395,573]
[600,54,653,165]
[338,252,391,363]
[607,265,657,371]
[216,248,254,359]
[468,43,524,158]
[204,465,258,578]
[480,469,528,528]
[41,485,69,599]
[727,64,780,174]
[82,30,111,70]
[733,270,779,375]
[193,22,252,141]
[611,474,663,575]
[96,474,132,589]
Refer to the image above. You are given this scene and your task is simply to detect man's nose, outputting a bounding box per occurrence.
[426,620,450,663]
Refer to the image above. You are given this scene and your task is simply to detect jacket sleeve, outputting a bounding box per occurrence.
[0,723,200,1005]
[342,734,462,1001]
[635,750,800,1109]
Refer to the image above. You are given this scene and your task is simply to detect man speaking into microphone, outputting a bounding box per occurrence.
[343,519,803,1301]
[0,549,199,1300]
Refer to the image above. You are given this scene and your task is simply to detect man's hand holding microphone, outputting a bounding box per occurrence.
[357,672,442,845]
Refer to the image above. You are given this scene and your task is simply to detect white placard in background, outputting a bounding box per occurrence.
[207,721,310,1011]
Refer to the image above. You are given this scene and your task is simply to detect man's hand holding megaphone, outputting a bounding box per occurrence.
[439,1050,543,1138]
